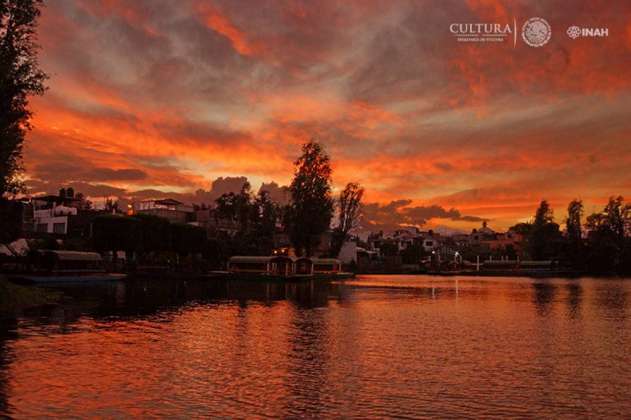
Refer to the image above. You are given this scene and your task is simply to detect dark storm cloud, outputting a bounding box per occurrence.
[361,199,485,231]
[85,168,148,182]
[32,162,147,183]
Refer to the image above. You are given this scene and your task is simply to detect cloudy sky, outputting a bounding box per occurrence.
[25,0,631,231]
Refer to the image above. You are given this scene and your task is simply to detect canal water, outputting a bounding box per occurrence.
[1,275,630,418]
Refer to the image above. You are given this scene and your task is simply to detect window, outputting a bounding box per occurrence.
[36,223,48,233]
[53,222,66,234]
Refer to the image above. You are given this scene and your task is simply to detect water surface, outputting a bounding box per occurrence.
[1,275,630,418]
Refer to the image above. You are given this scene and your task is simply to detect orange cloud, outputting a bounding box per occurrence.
[195,2,260,56]
[21,0,631,229]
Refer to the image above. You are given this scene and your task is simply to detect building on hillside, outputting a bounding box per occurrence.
[418,233,442,253]
[467,221,524,255]
[134,198,194,224]
[391,228,419,251]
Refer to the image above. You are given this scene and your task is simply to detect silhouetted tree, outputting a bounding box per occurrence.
[215,192,237,221]
[249,189,279,255]
[509,222,533,236]
[401,242,426,264]
[170,223,206,257]
[586,196,631,273]
[214,182,254,233]
[529,200,563,260]
[235,182,253,232]
[0,0,47,196]
[330,182,364,257]
[132,213,171,256]
[288,141,333,256]
[92,215,140,261]
[213,185,282,256]
[0,198,23,241]
[534,200,554,226]
[566,199,583,243]
[104,198,119,213]
[564,199,584,269]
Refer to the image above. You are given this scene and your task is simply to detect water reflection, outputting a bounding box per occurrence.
[1,276,630,418]
[594,281,628,323]
[285,304,330,417]
[0,338,11,414]
[532,281,557,317]
[14,278,340,327]
[565,283,583,319]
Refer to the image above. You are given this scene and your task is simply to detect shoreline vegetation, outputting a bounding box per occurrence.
[1,156,631,278]
[0,2,630,280]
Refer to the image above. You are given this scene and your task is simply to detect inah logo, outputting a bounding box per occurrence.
[566,25,609,39]
[521,17,551,47]
[567,26,581,39]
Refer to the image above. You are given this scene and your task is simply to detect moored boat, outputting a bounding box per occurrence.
[226,255,354,281]
[8,250,127,284]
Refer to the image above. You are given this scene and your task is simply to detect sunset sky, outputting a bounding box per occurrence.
[24,0,631,231]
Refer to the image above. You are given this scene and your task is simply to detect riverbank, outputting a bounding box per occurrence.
[0,275,60,328]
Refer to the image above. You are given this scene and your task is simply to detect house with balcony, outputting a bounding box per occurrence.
[133,198,195,224]
[33,202,78,235]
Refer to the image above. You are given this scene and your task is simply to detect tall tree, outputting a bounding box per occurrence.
[529,200,562,260]
[565,199,584,269]
[330,182,364,257]
[288,141,334,256]
[249,190,279,255]
[566,199,583,242]
[234,182,252,232]
[534,200,554,227]
[603,196,630,243]
[0,0,47,195]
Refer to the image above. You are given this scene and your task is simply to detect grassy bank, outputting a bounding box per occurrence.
[0,275,60,317]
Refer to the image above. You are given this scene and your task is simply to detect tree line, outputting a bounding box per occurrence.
[89,141,363,268]
[92,213,208,268]
[513,197,631,274]
[204,141,363,259]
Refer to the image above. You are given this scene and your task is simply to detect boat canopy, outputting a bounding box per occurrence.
[311,258,341,265]
[229,256,274,264]
[312,258,342,273]
[228,255,342,276]
[33,250,104,273]
[39,250,103,262]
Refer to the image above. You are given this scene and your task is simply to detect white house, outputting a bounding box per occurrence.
[33,205,77,235]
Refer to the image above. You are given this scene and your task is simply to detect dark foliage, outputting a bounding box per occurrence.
[0,0,47,195]
[287,141,334,256]
[330,182,363,258]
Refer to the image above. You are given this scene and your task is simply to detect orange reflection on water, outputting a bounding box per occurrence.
[2,276,631,417]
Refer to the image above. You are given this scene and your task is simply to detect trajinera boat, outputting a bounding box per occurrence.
[225,255,355,280]
[9,250,126,284]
